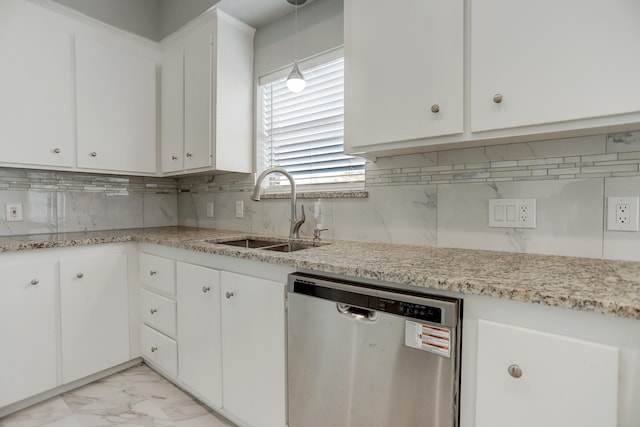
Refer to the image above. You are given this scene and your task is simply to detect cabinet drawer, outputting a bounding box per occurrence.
[139,253,176,296]
[140,289,176,337]
[140,324,177,377]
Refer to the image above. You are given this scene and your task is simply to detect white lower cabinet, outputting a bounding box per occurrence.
[475,319,619,427]
[0,260,57,407]
[60,253,130,383]
[140,324,178,377]
[177,262,223,407]
[220,271,286,427]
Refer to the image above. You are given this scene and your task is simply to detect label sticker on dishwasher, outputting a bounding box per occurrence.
[405,321,451,358]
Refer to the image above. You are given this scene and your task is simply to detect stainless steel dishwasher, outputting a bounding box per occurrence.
[287,273,462,427]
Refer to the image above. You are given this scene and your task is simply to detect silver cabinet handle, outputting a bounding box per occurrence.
[90,152,97,157]
[225,291,234,299]
[493,93,503,104]
[431,104,440,113]
[150,308,157,314]
[30,279,39,285]
[202,286,211,293]
[76,273,84,279]
[186,152,193,158]
[171,155,178,160]
[508,364,523,378]
[149,270,157,276]
[53,148,61,154]
[150,346,158,352]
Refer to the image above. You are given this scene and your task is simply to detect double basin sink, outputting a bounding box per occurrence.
[209,238,319,253]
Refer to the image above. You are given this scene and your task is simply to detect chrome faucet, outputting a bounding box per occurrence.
[251,167,305,238]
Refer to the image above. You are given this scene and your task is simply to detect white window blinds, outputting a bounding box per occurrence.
[260,57,365,189]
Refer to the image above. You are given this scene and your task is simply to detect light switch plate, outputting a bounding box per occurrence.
[607,196,639,231]
[206,202,214,218]
[489,199,536,229]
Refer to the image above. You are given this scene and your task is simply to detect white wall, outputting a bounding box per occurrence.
[254,0,343,78]
[158,0,218,40]
[50,0,161,40]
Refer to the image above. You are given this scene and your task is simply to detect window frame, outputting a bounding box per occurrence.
[255,47,365,194]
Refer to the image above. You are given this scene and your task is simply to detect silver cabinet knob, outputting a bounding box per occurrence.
[493,93,503,104]
[150,346,158,352]
[90,152,97,157]
[171,155,178,160]
[202,286,211,293]
[149,270,157,276]
[53,148,61,154]
[76,273,84,279]
[30,279,39,286]
[186,152,193,158]
[431,104,440,113]
[225,291,234,299]
[150,308,157,314]
[508,364,523,378]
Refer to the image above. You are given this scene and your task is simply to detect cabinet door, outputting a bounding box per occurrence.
[177,263,222,407]
[470,0,640,132]
[220,272,286,427]
[0,260,57,407]
[60,253,130,383]
[160,45,185,173]
[0,0,74,168]
[183,23,214,171]
[475,319,618,427]
[344,0,463,151]
[75,35,157,174]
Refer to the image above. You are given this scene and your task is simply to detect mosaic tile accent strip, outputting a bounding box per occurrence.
[0,168,177,194]
[365,132,640,187]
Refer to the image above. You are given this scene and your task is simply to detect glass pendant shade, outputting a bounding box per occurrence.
[286,62,306,93]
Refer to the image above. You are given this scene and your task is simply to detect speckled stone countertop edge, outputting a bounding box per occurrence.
[1,227,639,320]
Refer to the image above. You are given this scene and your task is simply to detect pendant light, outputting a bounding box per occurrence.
[286,0,306,93]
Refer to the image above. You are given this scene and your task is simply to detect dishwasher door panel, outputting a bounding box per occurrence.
[288,292,457,427]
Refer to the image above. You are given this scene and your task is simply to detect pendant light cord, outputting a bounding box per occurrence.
[294,2,299,62]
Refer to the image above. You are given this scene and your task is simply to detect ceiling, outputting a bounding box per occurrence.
[217,0,314,29]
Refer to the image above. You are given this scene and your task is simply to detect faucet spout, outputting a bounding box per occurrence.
[252,167,300,238]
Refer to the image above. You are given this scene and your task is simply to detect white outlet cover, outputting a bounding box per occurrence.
[6,202,23,222]
[607,196,639,232]
[489,199,536,229]
[235,201,244,218]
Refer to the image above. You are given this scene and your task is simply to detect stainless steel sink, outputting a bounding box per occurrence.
[209,238,315,253]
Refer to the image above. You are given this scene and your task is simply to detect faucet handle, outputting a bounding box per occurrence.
[313,228,329,241]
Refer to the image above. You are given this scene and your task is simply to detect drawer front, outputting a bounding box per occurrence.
[139,253,176,296]
[140,324,177,377]
[140,289,177,337]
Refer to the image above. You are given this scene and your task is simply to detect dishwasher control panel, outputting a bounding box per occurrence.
[374,297,442,323]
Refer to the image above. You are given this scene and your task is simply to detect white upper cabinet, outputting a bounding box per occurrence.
[344,0,640,157]
[470,0,640,133]
[159,10,255,175]
[344,0,464,154]
[75,34,157,174]
[0,0,74,168]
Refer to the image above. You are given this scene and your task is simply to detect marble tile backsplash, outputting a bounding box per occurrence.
[0,168,177,235]
[2,131,640,261]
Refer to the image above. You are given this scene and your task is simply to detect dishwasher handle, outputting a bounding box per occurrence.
[337,303,378,321]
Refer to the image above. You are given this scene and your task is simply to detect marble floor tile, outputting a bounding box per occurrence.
[0,365,234,427]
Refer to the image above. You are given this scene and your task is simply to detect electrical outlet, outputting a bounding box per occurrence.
[5,203,23,222]
[489,199,536,229]
[207,202,214,218]
[235,201,244,218]
[607,197,639,231]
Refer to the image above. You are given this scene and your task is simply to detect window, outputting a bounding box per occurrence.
[258,55,365,191]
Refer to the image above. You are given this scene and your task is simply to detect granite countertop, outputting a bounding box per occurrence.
[1,226,639,320]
